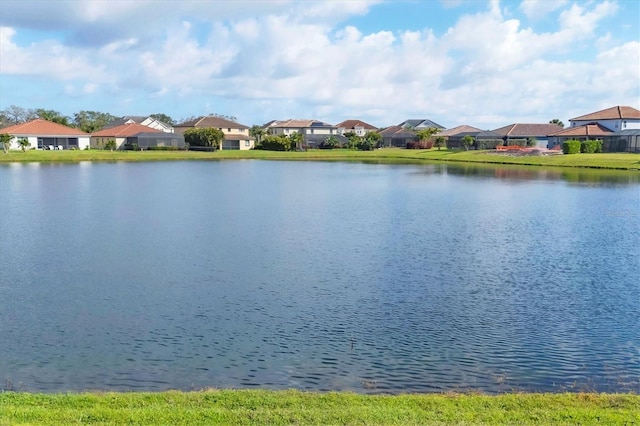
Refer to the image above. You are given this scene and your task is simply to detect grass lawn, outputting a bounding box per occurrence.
[0,390,638,425]
[1,148,639,170]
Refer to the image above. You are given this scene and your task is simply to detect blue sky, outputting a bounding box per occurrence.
[0,0,638,129]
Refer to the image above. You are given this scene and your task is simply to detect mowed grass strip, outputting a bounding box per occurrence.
[1,148,639,170]
[1,390,638,425]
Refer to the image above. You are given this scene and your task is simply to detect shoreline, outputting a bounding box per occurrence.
[1,390,638,425]
[1,148,639,170]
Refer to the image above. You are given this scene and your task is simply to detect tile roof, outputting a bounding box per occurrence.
[548,122,614,137]
[268,119,314,128]
[570,106,640,121]
[176,116,249,129]
[92,123,162,137]
[0,119,89,136]
[335,119,378,130]
[492,123,563,137]
[380,125,416,138]
[435,125,483,137]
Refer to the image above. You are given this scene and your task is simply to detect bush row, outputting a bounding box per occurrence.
[562,139,603,154]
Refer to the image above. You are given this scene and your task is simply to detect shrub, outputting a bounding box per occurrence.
[261,134,291,151]
[562,140,581,154]
[580,140,602,153]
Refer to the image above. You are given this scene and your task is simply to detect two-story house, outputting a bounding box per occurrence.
[266,119,346,148]
[335,120,378,137]
[174,116,255,150]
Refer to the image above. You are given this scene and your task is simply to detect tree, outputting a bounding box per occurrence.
[344,131,360,149]
[461,135,474,151]
[73,110,117,133]
[549,119,564,128]
[183,127,224,150]
[34,109,70,126]
[358,131,382,151]
[434,136,446,150]
[0,133,12,153]
[321,135,338,149]
[1,105,36,125]
[249,125,266,146]
[416,127,439,142]
[150,113,175,125]
[17,137,30,152]
[104,139,117,151]
[260,134,291,151]
[288,132,303,151]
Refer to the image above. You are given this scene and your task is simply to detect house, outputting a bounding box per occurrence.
[379,126,417,148]
[104,116,174,133]
[91,123,185,150]
[492,123,563,148]
[569,106,640,132]
[434,125,483,149]
[397,119,446,131]
[174,116,254,150]
[265,119,341,148]
[0,118,90,150]
[266,119,338,137]
[335,120,378,137]
[546,123,614,149]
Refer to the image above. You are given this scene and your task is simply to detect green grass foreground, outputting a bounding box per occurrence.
[0,390,638,425]
[1,148,639,170]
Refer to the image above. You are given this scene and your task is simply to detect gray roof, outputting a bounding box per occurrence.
[610,129,640,136]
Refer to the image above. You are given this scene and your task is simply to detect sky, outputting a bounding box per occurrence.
[0,0,638,129]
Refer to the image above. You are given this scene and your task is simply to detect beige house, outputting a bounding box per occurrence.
[174,116,254,150]
[91,123,163,150]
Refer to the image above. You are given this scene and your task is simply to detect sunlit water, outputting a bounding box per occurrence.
[1,160,638,393]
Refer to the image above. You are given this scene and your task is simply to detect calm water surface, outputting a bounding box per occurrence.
[0,160,638,393]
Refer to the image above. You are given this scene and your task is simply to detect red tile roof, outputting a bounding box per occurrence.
[570,106,640,121]
[492,123,563,137]
[0,119,89,136]
[92,123,162,137]
[548,122,614,137]
[335,119,378,130]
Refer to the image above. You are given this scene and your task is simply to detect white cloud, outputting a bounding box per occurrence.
[0,0,637,128]
[520,0,568,20]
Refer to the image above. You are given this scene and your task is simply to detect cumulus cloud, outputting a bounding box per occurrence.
[0,0,637,128]
[520,0,568,20]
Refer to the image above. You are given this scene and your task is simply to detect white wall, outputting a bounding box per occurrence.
[571,118,640,131]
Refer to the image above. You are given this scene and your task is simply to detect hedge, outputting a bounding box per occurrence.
[580,140,603,153]
[562,140,581,154]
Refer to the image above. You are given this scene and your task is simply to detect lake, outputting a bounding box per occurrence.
[0,160,638,393]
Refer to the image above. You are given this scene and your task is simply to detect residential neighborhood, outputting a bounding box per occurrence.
[1,105,639,153]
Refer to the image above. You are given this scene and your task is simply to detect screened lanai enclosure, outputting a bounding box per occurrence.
[125,132,186,150]
[603,129,640,152]
[38,137,79,150]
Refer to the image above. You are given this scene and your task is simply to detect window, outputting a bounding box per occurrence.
[245,141,250,147]
[228,128,231,132]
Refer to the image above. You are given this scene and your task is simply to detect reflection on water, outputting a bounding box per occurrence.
[0,160,638,393]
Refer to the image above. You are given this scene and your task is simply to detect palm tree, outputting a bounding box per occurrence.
[249,125,265,146]
[549,119,564,128]
[288,132,303,151]
[17,137,30,152]
[0,133,12,153]
[434,136,446,150]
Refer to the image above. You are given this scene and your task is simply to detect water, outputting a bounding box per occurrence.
[0,160,638,393]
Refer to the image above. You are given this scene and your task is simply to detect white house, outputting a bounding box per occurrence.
[569,106,640,132]
[335,119,378,136]
[104,116,174,133]
[266,119,338,137]
[0,119,90,150]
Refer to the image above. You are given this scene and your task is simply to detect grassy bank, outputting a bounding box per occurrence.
[1,148,639,170]
[0,390,638,425]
